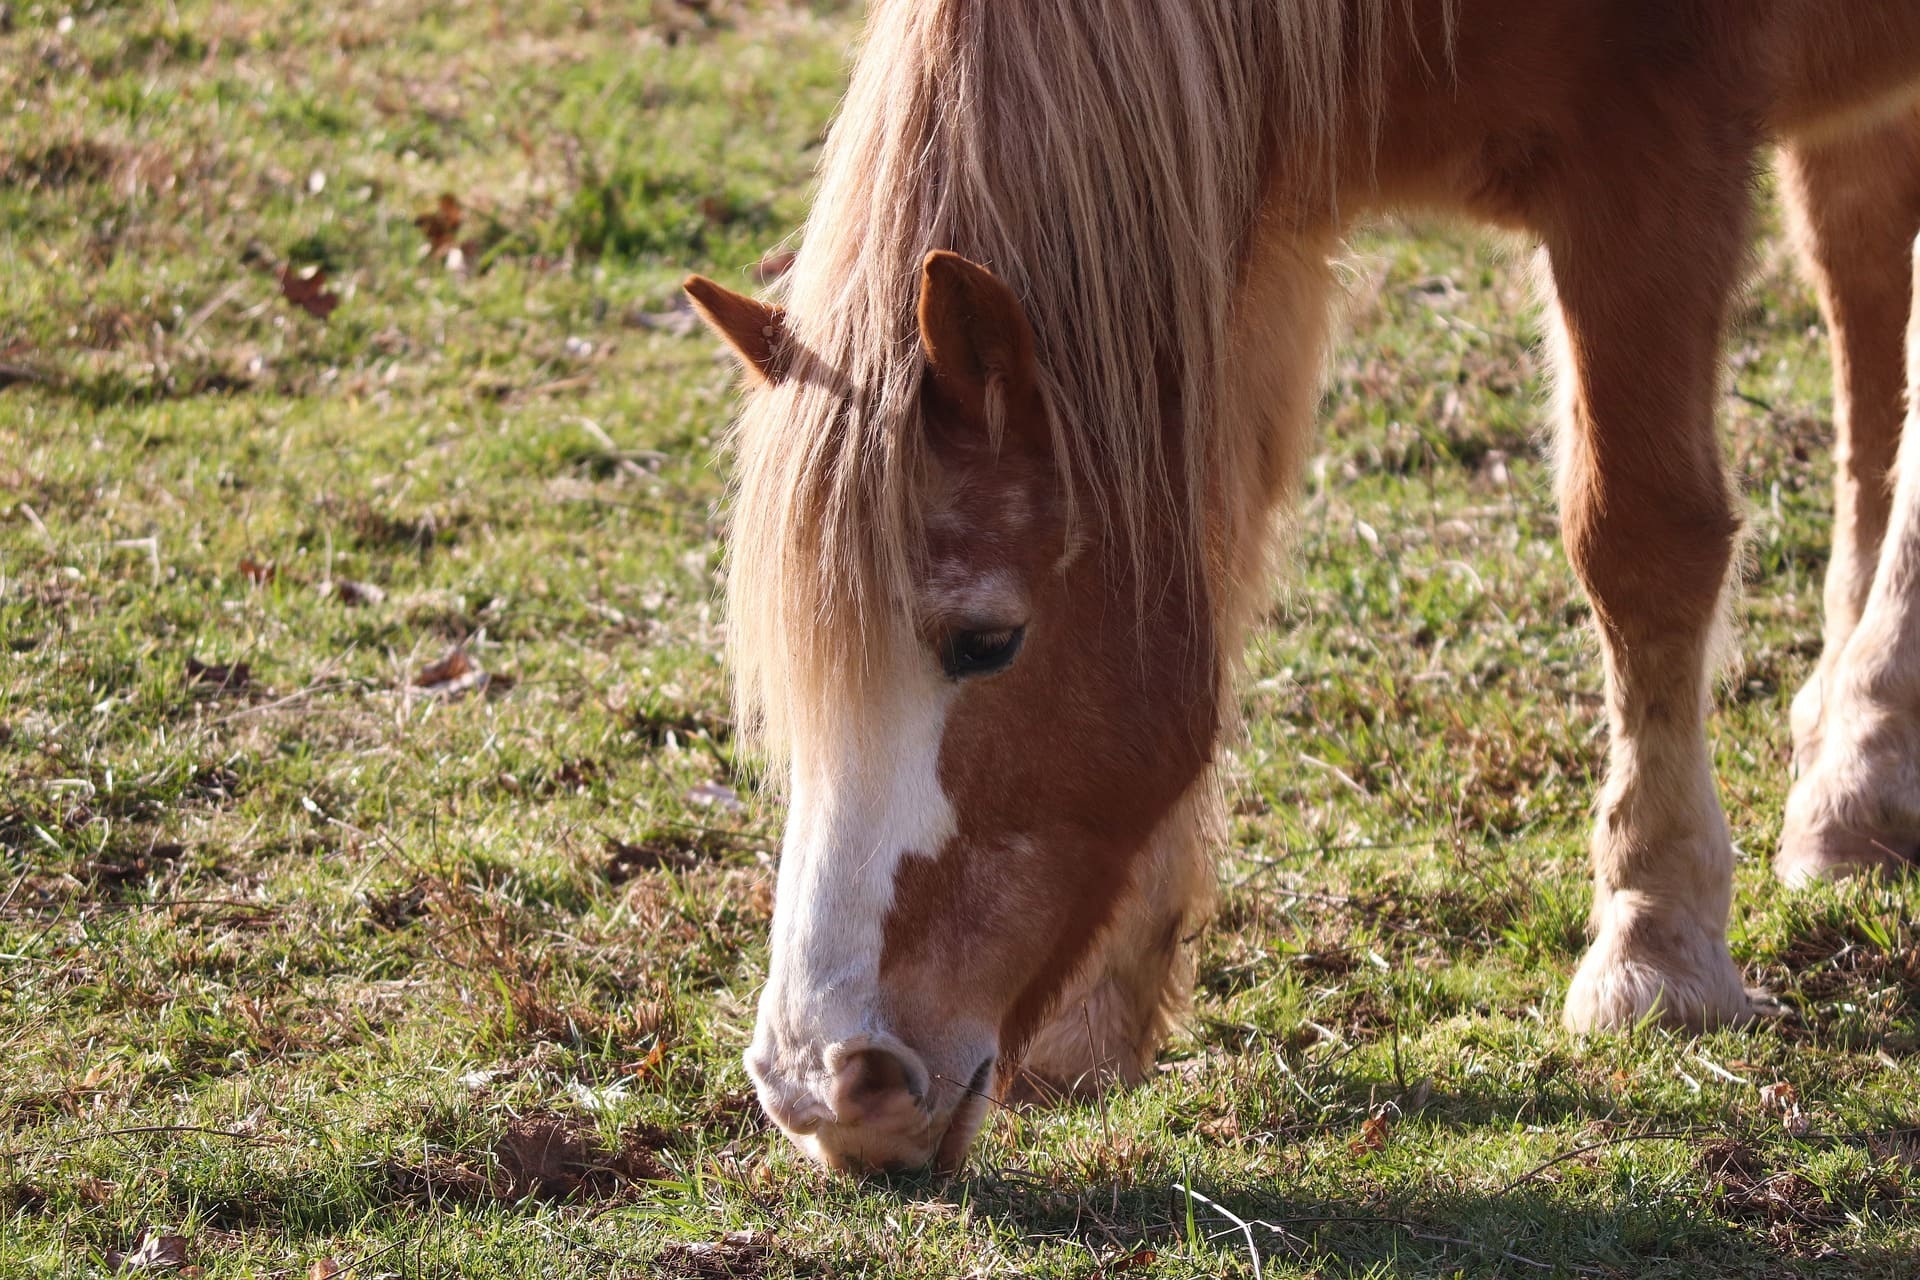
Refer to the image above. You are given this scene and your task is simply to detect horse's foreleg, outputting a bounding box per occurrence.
[1543,175,1756,1030]
[1778,111,1920,786]
[1779,234,1920,883]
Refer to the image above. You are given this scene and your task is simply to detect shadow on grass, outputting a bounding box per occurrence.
[907,1166,1914,1279]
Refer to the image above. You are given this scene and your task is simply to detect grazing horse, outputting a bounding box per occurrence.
[685,0,1920,1172]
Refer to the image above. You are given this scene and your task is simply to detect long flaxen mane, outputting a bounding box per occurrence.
[728,0,1418,765]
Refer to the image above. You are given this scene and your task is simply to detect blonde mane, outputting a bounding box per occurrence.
[727,0,1426,764]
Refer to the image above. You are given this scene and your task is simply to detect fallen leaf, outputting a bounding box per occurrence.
[630,1039,668,1077]
[1348,1106,1392,1156]
[412,647,488,699]
[321,578,385,606]
[309,1259,345,1280]
[279,264,340,321]
[1760,1081,1811,1136]
[108,1231,188,1272]
[626,295,697,336]
[415,192,463,255]
[239,556,276,585]
[661,1232,773,1274]
[75,1177,116,1206]
[751,248,796,285]
[686,780,742,812]
[185,657,251,690]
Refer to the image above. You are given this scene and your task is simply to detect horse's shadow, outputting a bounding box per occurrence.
[860,1167,1909,1279]
[831,1069,1915,1278]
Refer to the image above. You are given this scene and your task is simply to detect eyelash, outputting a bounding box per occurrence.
[939,626,1026,679]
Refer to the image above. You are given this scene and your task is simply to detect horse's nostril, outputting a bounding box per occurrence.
[966,1056,994,1094]
[846,1046,916,1104]
[825,1041,929,1122]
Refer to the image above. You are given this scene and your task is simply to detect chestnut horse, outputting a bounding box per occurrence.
[685,0,1920,1172]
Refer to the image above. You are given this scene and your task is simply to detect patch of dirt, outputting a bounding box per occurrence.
[703,1090,770,1137]
[386,1113,669,1204]
[604,828,737,882]
[364,881,429,930]
[1700,1140,1842,1232]
[629,701,731,750]
[338,501,471,553]
[656,1231,777,1279]
[0,138,119,189]
[79,841,187,889]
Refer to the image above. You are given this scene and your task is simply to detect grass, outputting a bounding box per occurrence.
[2,3,1917,1277]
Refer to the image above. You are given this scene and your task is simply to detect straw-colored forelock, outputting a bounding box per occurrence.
[728,0,1426,768]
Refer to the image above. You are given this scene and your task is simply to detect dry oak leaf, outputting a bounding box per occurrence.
[751,248,797,285]
[686,780,742,811]
[320,578,385,606]
[415,192,463,254]
[412,647,489,699]
[627,294,698,336]
[279,264,340,321]
[309,1258,345,1280]
[107,1231,189,1272]
[1349,1106,1393,1156]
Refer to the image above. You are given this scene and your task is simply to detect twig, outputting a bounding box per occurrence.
[1499,1129,1695,1193]
[1245,1215,1602,1276]
[0,1124,280,1160]
[208,678,360,725]
[928,1073,1017,1118]
[2,897,279,919]
[0,867,27,916]
[1173,1183,1262,1280]
[18,503,54,549]
[179,279,244,343]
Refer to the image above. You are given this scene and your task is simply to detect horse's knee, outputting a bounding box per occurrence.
[1561,483,1739,637]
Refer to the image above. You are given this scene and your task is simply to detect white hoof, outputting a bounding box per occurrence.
[1563,908,1752,1032]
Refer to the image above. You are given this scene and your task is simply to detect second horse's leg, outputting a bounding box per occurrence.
[1778,111,1920,786]
[1780,234,1920,881]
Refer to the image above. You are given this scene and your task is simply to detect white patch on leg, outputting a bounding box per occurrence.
[1564,646,1753,1031]
[1779,237,1920,884]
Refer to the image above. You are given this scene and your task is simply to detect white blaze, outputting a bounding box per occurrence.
[749,640,956,1123]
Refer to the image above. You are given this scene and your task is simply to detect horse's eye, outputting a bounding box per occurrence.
[939,625,1025,680]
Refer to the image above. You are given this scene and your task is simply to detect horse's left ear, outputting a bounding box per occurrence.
[917,251,1046,453]
[683,275,788,385]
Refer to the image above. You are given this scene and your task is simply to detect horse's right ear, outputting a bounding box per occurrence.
[917,251,1047,456]
[683,276,788,385]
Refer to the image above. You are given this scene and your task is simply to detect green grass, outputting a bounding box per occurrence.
[3,3,1917,1277]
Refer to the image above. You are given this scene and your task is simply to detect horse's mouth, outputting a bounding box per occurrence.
[930,1085,991,1173]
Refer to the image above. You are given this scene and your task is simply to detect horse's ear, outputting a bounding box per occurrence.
[917,251,1046,453]
[683,275,788,385]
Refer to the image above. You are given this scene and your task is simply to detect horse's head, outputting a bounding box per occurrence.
[688,253,1217,1171]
